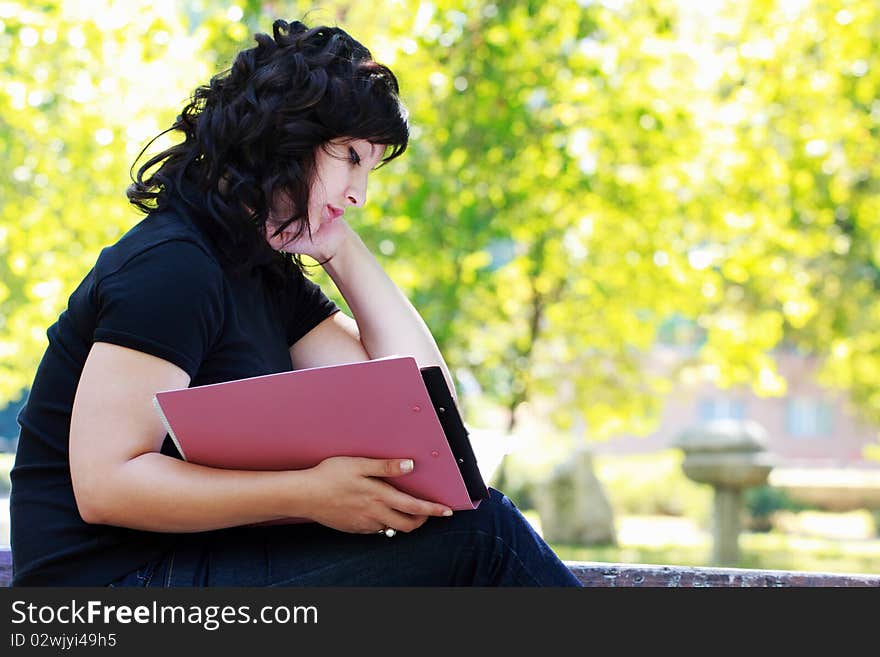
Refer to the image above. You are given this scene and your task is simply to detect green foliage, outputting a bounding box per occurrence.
[2,1,880,460]
[0,0,214,400]
[745,484,809,527]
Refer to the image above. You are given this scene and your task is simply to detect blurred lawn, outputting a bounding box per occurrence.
[549,532,880,576]
[520,447,880,575]
[535,513,880,576]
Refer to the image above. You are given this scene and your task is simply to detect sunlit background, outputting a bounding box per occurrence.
[2,0,879,573]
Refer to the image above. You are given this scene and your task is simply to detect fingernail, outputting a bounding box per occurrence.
[400,459,414,473]
[443,509,453,517]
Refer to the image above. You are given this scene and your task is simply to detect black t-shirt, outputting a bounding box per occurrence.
[9,198,338,586]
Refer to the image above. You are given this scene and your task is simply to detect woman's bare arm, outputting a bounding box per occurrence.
[324,225,457,401]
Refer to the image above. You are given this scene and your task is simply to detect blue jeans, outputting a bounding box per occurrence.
[107,488,582,587]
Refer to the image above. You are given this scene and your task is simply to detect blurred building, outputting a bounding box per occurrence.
[590,346,880,470]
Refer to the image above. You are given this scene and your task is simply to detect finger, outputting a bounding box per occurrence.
[376,511,429,534]
[359,460,455,517]
[379,484,453,518]
[406,515,430,531]
[361,458,415,478]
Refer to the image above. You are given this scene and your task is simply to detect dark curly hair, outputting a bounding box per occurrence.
[127,19,409,281]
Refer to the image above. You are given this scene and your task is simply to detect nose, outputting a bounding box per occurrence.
[345,176,367,207]
[345,190,366,207]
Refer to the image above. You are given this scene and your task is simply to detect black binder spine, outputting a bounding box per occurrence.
[419,366,490,502]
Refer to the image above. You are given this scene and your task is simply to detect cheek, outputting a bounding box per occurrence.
[306,195,323,224]
[308,178,329,210]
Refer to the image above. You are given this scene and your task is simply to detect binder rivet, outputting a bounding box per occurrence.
[411,404,421,412]
[431,450,440,458]
[438,407,446,413]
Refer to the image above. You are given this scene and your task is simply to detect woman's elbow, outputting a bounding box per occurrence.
[70,464,114,525]
[77,502,105,525]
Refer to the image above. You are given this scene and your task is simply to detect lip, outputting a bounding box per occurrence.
[326,205,344,221]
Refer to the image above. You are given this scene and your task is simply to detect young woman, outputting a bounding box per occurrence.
[9,19,582,587]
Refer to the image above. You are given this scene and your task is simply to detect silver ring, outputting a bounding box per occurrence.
[379,527,397,538]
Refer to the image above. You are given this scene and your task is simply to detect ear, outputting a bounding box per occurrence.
[264,189,301,249]
[264,220,306,251]
[263,223,284,251]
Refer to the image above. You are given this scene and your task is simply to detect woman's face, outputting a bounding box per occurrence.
[267,137,385,243]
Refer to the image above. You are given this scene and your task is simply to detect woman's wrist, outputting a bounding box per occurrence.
[320,223,368,280]
[274,467,320,521]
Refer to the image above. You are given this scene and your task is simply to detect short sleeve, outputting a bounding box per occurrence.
[93,240,224,378]
[285,272,339,346]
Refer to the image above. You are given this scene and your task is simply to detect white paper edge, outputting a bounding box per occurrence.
[152,395,187,461]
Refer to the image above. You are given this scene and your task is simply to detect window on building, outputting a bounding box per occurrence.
[785,398,833,438]
[698,397,746,422]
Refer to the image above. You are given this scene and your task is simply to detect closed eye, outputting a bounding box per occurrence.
[349,147,361,166]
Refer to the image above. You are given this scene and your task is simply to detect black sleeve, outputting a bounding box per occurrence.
[93,240,224,378]
[285,271,339,346]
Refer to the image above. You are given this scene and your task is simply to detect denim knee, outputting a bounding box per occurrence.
[442,487,539,556]
[437,486,581,586]
[468,487,530,535]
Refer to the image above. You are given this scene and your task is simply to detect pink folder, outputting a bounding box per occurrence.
[153,356,488,524]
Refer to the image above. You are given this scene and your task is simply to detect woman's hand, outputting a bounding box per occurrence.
[274,215,353,262]
[299,456,454,534]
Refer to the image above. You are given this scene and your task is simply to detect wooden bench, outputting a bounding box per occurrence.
[564,560,880,586]
[0,547,877,586]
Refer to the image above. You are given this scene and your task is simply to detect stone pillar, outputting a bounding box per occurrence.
[672,420,774,567]
[713,487,742,566]
[535,447,617,546]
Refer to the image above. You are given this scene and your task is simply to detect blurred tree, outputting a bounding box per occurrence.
[1,0,208,399]
[665,0,880,430]
[318,0,711,440]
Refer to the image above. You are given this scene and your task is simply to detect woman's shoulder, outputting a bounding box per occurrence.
[95,208,221,283]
